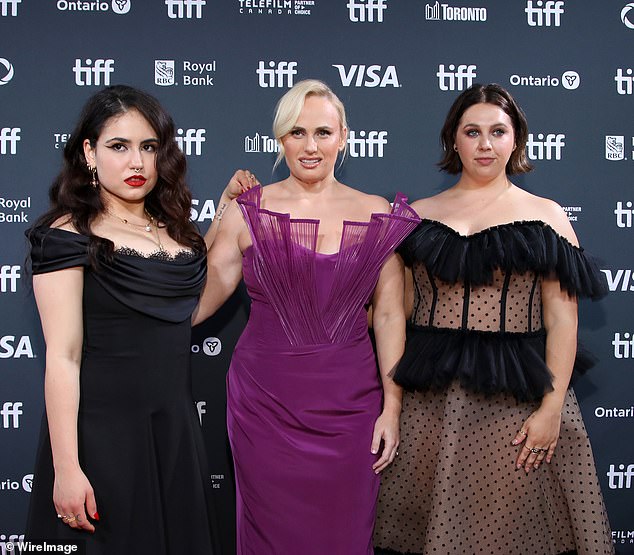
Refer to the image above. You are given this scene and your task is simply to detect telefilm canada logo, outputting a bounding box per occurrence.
[56,0,131,14]
[613,530,634,544]
[155,60,216,87]
[425,2,487,22]
[0,58,14,85]
[237,0,316,16]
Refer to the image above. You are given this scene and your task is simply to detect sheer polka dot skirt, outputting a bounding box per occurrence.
[374,386,613,555]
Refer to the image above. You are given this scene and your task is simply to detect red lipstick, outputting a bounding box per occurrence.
[125,175,147,187]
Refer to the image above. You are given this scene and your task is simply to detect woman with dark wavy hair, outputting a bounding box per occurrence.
[25,85,232,553]
[374,84,613,555]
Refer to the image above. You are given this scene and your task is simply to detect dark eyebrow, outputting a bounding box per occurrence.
[103,137,159,144]
[462,122,509,128]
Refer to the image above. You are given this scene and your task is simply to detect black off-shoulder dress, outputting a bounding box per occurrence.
[374,220,613,555]
[25,227,220,555]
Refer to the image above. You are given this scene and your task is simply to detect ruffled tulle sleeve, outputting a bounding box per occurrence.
[399,219,607,299]
[27,226,90,274]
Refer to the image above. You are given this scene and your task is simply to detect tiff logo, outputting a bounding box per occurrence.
[615,68,634,95]
[437,64,476,91]
[348,131,388,158]
[615,201,634,228]
[602,269,634,292]
[0,265,20,292]
[607,464,634,488]
[73,59,115,86]
[347,0,387,22]
[526,133,565,160]
[166,0,206,18]
[525,0,564,26]
[256,61,297,88]
[613,332,634,358]
[196,400,206,425]
[0,127,20,154]
[1,402,22,429]
[0,0,20,16]
[176,128,205,156]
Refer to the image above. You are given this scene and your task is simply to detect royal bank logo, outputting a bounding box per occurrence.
[606,136,625,161]
[526,133,565,160]
[0,128,20,155]
[155,60,175,86]
[0,196,30,223]
[525,0,564,26]
[166,0,206,18]
[57,0,131,13]
[256,60,298,88]
[347,0,386,22]
[622,3,634,29]
[602,269,634,292]
[615,68,634,95]
[348,130,388,157]
[509,70,579,90]
[425,2,486,22]
[615,201,634,228]
[155,60,216,87]
[0,0,21,16]
[73,58,115,86]
[245,132,279,153]
[237,0,315,16]
[332,64,400,87]
[0,58,14,85]
[437,64,476,91]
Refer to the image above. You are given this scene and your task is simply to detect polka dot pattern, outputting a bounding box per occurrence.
[374,386,613,555]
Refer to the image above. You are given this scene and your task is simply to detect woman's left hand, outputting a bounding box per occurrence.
[512,406,562,473]
[224,169,259,200]
[371,410,400,473]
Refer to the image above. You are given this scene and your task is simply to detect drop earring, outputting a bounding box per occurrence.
[88,164,99,188]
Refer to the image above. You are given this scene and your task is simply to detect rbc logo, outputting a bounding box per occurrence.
[437,64,476,91]
[0,336,34,358]
[175,128,206,156]
[256,61,297,88]
[347,0,387,22]
[525,0,564,26]
[526,133,565,160]
[73,59,115,86]
[166,0,206,18]
[0,128,20,155]
[332,65,400,87]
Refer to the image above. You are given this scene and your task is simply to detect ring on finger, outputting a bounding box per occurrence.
[529,447,546,454]
[518,429,527,436]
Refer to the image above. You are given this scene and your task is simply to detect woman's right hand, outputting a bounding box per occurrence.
[53,467,98,533]
[224,169,259,200]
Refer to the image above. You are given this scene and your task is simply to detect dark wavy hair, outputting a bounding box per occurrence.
[438,83,533,175]
[33,84,205,266]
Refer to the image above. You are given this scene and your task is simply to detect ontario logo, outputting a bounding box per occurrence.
[56,0,132,14]
[0,58,14,85]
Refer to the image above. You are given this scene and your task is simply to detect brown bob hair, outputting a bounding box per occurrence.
[438,83,533,175]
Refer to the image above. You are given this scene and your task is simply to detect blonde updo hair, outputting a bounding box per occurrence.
[272,79,348,170]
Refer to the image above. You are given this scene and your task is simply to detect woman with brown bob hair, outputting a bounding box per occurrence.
[374,83,613,555]
[24,85,236,553]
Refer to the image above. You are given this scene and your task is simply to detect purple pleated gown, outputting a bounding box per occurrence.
[227,186,419,555]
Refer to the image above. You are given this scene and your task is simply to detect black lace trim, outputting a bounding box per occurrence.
[115,246,196,261]
[399,219,607,299]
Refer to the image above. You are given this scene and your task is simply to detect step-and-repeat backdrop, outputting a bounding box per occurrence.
[1,1,632,553]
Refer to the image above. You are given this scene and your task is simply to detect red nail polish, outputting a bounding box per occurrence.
[93,512,100,521]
